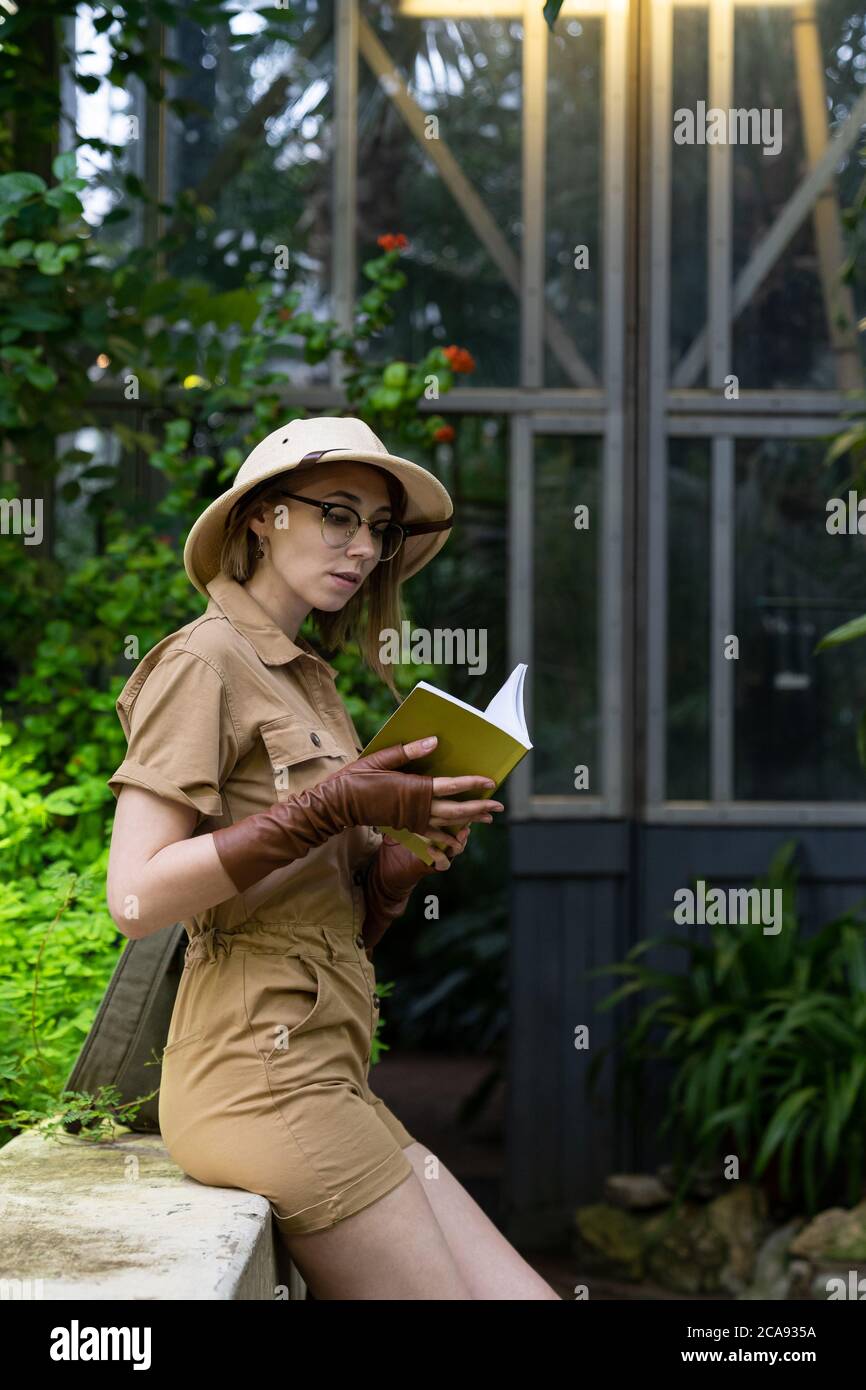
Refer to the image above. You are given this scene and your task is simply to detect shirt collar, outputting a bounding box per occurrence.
[205,573,339,678]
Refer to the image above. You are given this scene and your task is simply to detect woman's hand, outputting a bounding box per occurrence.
[357,733,491,952]
[381,823,472,882]
[402,734,504,856]
[360,825,473,953]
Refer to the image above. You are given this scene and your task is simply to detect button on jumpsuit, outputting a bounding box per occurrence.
[107,573,416,1238]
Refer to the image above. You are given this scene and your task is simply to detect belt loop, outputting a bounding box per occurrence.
[202,929,230,964]
[184,935,206,967]
[322,928,338,962]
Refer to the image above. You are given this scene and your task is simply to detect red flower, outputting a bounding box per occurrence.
[433,424,455,443]
[442,345,475,374]
[276,308,293,322]
[377,233,409,253]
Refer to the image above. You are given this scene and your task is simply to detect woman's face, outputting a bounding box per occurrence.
[251,460,394,612]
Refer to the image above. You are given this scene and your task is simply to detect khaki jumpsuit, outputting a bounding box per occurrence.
[107,573,416,1237]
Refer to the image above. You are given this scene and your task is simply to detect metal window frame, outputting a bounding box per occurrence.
[508,0,629,821]
[120,3,866,828]
[643,0,866,828]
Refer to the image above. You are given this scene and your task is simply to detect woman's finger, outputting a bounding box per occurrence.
[429,797,504,824]
[431,774,497,797]
[428,812,493,830]
[423,826,464,852]
[429,825,471,867]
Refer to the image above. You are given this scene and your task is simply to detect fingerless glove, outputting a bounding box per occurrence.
[211,743,434,895]
[361,834,436,954]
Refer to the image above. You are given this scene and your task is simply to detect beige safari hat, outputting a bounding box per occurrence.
[183,415,455,596]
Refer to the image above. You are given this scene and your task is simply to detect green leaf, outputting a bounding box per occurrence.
[815,612,866,651]
[208,288,260,333]
[8,306,69,332]
[697,1101,748,1140]
[779,1107,810,1200]
[753,1088,818,1176]
[24,365,58,391]
[383,361,408,388]
[824,427,866,467]
[0,172,47,204]
[801,1117,821,1214]
[824,1057,866,1164]
[51,151,78,182]
[685,1005,739,1043]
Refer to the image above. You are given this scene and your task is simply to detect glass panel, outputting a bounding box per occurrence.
[730,2,866,389]
[399,414,509,704]
[544,12,602,385]
[532,434,601,796]
[667,439,711,799]
[357,3,521,386]
[364,414,509,1027]
[66,7,149,248]
[53,428,122,567]
[668,2,866,391]
[734,438,866,800]
[164,1,335,386]
[670,4,708,386]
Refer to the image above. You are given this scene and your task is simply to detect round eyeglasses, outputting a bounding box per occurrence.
[276,492,405,562]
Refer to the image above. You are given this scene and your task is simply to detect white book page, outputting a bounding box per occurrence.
[483,663,530,746]
[412,663,531,749]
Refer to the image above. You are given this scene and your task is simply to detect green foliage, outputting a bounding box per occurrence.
[0,2,473,1145]
[0,718,127,1145]
[815,612,866,652]
[586,841,866,1216]
[0,2,295,175]
[816,497,866,781]
[401,899,509,1056]
[8,1084,160,1145]
[817,159,866,765]
[369,978,397,1068]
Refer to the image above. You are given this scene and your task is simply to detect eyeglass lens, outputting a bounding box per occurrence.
[322,505,403,560]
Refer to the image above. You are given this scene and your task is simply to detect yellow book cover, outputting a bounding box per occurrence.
[359,663,532,865]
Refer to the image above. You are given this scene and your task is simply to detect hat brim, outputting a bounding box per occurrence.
[183,448,453,597]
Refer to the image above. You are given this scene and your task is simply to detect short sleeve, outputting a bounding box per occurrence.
[107,650,239,819]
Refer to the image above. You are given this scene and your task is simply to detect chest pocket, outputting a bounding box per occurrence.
[258,715,351,801]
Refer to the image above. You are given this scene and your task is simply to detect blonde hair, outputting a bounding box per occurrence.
[218,464,409,701]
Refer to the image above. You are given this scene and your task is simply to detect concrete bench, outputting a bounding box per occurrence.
[0,1128,307,1300]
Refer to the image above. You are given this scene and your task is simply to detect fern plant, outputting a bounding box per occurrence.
[586,841,866,1216]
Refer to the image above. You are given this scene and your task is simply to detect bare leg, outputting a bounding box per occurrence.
[280,1166,473,1300]
[403,1142,562,1300]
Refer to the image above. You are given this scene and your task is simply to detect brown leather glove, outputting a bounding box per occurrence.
[362,834,438,954]
[211,742,434,895]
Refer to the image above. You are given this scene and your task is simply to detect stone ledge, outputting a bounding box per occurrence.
[0,1129,306,1301]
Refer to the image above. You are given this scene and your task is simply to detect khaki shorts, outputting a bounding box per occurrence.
[158,921,416,1238]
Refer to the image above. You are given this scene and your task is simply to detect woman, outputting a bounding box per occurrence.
[106,414,559,1300]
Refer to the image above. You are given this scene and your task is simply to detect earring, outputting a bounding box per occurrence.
[256,537,266,559]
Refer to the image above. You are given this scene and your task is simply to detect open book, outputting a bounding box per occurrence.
[359,663,532,865]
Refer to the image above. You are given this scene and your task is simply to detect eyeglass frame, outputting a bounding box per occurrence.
[273,491,407,562]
